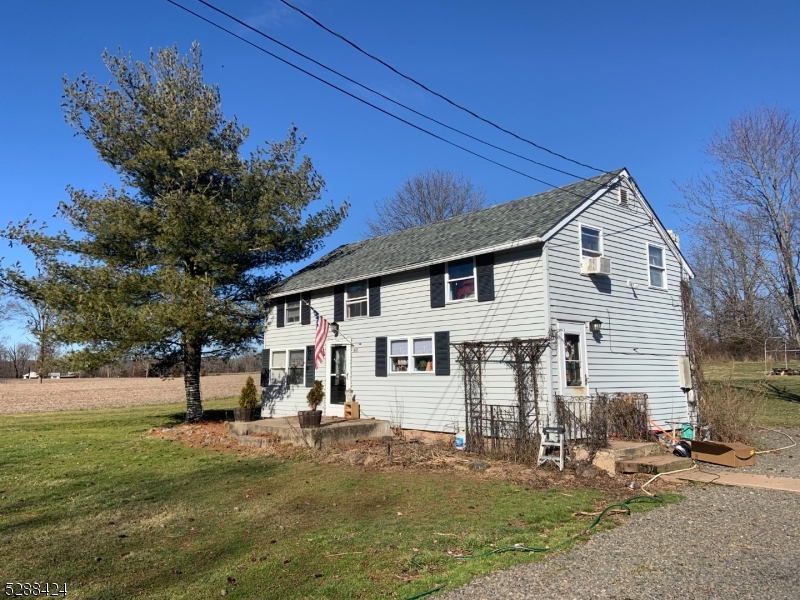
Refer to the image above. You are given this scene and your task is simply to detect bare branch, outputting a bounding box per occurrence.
[365,168,486,236]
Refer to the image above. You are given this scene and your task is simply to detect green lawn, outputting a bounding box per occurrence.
[704,361,800,428]
[0,399,667,599]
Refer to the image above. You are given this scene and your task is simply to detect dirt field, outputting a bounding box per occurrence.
[0,372,257,413]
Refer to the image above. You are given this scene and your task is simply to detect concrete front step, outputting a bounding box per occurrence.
[592,439,662,475]
[617,454,694,475]
[229,417,392,449]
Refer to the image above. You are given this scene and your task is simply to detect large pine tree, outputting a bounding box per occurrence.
[1,43,347,421]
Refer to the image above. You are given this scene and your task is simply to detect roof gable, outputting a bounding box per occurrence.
[273,169,624,295]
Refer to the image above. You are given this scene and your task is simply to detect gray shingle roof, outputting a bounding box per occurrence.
[274,169,623,295]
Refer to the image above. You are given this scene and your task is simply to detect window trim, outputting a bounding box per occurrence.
[269,347,306,386]
[557,321,588,394]
[387,335,435,374]
[345,280,369,319]
[285,298,301,325]
[578,222,603,259]
[445,257,477,303]
[646,243,668,290]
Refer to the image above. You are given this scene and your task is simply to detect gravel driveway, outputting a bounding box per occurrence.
[442,430,800,600]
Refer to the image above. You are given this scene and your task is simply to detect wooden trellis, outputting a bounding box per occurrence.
[453,336,551,463]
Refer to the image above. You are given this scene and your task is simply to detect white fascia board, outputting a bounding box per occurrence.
[539,169,695,279]
[539,180,617,243]
[270,236,544,299]
[625,173,695,279]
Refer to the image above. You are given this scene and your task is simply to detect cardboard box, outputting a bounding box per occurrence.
[691,440,755,467]
[343,401,360,420]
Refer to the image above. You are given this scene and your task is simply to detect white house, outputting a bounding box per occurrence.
[260,169,694,434]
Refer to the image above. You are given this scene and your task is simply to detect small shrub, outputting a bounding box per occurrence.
[239,376,260,409]
[306,380,324,410]
[698,377,762,443]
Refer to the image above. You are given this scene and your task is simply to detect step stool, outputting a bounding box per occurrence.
[537,426,569,471]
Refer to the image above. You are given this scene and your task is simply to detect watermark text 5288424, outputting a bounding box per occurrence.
[5,583,67,597]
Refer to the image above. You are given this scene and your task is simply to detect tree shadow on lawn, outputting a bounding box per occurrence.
[766,382,800,403]
[160,407,235,426]
[4,457,285,600]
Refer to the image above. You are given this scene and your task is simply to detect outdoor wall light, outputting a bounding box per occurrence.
[589,318,602,334]
[330,322,340,337]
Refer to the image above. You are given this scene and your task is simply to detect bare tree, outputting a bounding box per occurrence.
[8,299,59,381]
[4,341,34,378]
[678,106,800,348]
[366,168,486,236]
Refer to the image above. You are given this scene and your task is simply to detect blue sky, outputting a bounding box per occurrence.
[1,1,799,341]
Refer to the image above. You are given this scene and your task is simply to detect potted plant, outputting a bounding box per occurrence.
[234,375,260,422]
[299,380,324,428]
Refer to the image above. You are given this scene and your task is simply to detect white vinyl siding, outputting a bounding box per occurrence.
[546,187,689,426]
[262,245,548,430]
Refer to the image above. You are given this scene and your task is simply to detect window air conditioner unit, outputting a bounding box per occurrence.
[581,256,612,275]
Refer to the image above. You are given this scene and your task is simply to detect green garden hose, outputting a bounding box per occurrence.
[404,495,662,599]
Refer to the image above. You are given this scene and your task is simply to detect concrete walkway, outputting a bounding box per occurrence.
[664,467,800,493]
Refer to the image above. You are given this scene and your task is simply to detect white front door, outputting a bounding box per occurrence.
[557,321,589,396]
[326,344,348,417]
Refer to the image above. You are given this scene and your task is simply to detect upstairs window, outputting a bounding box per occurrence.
[346,281,368,318]
[286,298,300,324]
[648,245,666,288]
[447,258,475,301]
[580,225,602,258]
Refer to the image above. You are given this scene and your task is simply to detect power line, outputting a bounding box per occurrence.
[166,0,585,191]
[192,0,585,182]
[278,0,605,173]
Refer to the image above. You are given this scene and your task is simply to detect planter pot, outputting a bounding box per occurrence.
[298,409,322,429]
[234,407,256,422]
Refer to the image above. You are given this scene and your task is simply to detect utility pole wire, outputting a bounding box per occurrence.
[278,0,606,173]
[193,0,585,182]
[167,0,600,194]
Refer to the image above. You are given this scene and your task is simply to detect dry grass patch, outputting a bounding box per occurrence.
[0,372,257,414]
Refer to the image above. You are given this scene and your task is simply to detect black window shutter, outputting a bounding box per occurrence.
[434,331,450,376]
[301,292,311,325]
[305,345,315,388]
[334,285,345,322]
[375,337,388,377]
[275,297,285,328]
[476,253,495,302]
[430,263,446,308]
[260,349,270,387]
[368,277,381,316]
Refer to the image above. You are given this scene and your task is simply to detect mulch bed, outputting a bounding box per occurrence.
[146,421,684,499]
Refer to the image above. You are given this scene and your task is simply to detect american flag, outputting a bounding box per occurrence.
[313,307,330,370]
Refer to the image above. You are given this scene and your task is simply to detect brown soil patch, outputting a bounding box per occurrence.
[0,372,257,414]
[145,421,685,499]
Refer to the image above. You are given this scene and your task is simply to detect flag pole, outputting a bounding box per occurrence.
[300,297,356,406]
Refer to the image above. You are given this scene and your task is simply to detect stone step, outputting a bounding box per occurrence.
[592,440,662,475]
[616,454,694,475]
[236,435,280,448]
[229,417,391,448]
